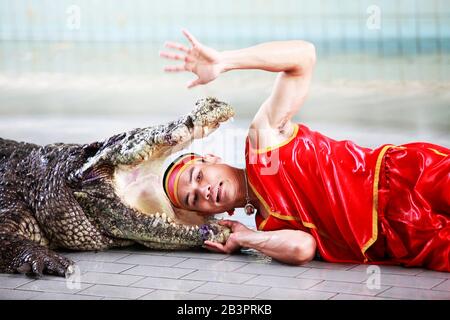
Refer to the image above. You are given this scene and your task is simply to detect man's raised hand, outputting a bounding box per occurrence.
[159,29,223,89]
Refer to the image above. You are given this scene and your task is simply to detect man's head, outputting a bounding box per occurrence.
[163,153,242,214]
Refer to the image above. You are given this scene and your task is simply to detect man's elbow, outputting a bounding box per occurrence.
[302,41,316,66]
[291,41,316,75]
[291,236,317,265]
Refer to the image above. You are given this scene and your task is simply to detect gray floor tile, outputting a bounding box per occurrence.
[2,251,442,300]
[297,269,368,283]
[309,280,390,296]
[213,295,255,300]
[107,248,168,256]
[30,292,102,300]
[123,265,195,279]
[19,277,69,284]
[0,288,39,300]
[173,258,247,272]
[62,251,130,262]
[378,287,450,300]
[139,289,216,300]
[193,282,269,298]
[76,260,135,274]
[56,252,87,262]
[349,264,423,275]
[165,251,230,260]
[17,279,92,294]
[235,263,309,277]
[132,277,205,291]
[224,254,272,263]
[432,280,450,292]
[182,270,256,284]
[416,270,450,279]
[33,274,75,282]
[303,261,357,271]
[79,272,144,286]
[244,275,321,290]
[377,274,443,289]
[0,275,35,289]
[78,284,152,299]
[331,293,394,300]
[116,254,186,267]
[256,287,335,300]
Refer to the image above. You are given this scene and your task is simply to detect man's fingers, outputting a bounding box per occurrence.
[202,245,222,253]
[203,241,226,253]
[164,41,190,53]
[182,29,199,47]
[159,51,190,62]
[218,219,238,228]
[164,65,187,72]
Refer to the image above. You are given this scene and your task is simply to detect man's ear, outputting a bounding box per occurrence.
[203,153,222,164]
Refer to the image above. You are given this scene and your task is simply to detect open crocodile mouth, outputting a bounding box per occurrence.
[74,97,235,248]
[111,97,235,226]
[111,157,231,248]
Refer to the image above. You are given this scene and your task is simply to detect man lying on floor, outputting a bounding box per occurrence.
[160,29,450,272]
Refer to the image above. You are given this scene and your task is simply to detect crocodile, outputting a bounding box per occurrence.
[0,97,233,277]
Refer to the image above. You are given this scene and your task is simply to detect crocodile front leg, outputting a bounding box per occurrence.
[0,210,74,277]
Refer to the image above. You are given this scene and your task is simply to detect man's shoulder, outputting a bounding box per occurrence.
[247,120,300,151]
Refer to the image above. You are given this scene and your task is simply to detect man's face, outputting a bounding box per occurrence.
[175,156,238,214]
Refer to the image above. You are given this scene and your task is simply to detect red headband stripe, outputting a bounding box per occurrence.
[163,154,203,207]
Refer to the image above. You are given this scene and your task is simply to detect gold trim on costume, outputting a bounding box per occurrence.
[361,144,447,260]
[248,178,317,231]
[250,123,299,154]
[428,147,448,157]
[361,144,394,261]
[258,216,269,231]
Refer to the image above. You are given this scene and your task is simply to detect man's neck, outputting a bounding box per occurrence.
[234,168,259,209]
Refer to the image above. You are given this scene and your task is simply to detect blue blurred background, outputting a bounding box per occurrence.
[1,1,449,80]
[0,0,449,152]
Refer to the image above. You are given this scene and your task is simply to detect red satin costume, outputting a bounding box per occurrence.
[245,123,450,272]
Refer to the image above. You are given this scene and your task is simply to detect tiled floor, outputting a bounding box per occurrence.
[1,247,449,300]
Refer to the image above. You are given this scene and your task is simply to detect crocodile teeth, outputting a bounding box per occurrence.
[155,212,161,218]
[167,217,173,223]
[161,213,167,221]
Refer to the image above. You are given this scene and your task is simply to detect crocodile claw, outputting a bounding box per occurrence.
[16,248,74,277]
